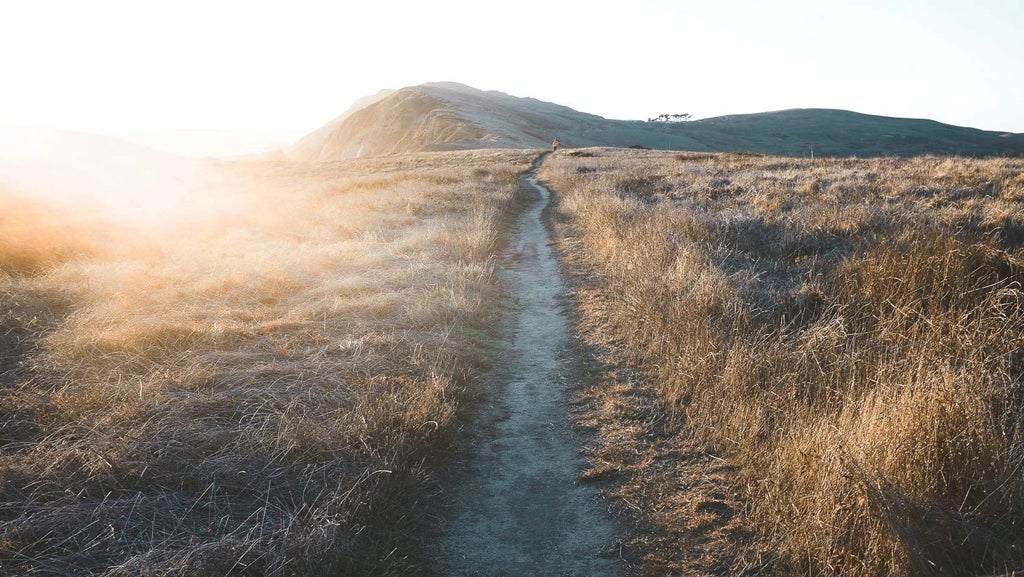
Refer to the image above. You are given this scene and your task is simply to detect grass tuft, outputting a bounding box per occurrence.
[0,149,536,575]
[544,148,1024,576]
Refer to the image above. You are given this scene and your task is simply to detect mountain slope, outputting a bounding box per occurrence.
[288,88,397,161]
[669,108,1024,157]
[287,82,710,161]
[289,83,1024,160]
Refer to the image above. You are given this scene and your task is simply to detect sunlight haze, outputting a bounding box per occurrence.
[2,0,1022,156]
[3,2,1024,573]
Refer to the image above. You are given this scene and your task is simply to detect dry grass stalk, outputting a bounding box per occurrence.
[543,148,1024,576]
[0,149,535,575]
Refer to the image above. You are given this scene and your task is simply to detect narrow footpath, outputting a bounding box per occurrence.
[435,153,622,577]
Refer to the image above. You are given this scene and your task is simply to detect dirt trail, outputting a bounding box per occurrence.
[435,154,622,576]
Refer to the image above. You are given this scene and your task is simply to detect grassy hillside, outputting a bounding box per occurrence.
[664,108,1024,157]
[287,83,1024,162]
[285,83,709,161]
[542,148,1024,576]
[0,149,535,575]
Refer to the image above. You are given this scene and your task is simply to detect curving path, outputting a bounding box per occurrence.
[435,153,622,576]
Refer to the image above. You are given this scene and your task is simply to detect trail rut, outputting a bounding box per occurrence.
[435,153,622,576]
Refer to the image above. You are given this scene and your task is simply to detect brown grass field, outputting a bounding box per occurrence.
[0,149,534,575]
[541,148,1024,576]
[6,143,1024,576]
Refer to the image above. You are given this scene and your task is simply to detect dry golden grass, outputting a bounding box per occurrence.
[0,149,535,575]
[543,148,1024,576]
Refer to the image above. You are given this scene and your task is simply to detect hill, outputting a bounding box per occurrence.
[677,108,1024,157]
[0,126,202,200]
[288,82,1024,160]
[0,126,218,234]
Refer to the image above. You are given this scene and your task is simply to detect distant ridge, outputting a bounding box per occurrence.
[288,82,1024,160]
[0,126,200,199]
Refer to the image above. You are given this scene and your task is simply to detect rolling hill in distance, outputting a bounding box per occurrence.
[0,125,203,205]
[286,81,1024,160]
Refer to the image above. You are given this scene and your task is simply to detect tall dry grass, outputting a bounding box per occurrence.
[542,148,1024,576]
[0,149,535,575]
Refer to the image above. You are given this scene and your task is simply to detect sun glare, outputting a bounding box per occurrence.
[0,125,242,235]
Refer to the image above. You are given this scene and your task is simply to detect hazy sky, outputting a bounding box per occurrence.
[2,0,1022,155]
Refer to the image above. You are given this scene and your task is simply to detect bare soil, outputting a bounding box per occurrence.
[434,154,623,577]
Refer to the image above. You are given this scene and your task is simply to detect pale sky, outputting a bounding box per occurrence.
[2,0,1022,156]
